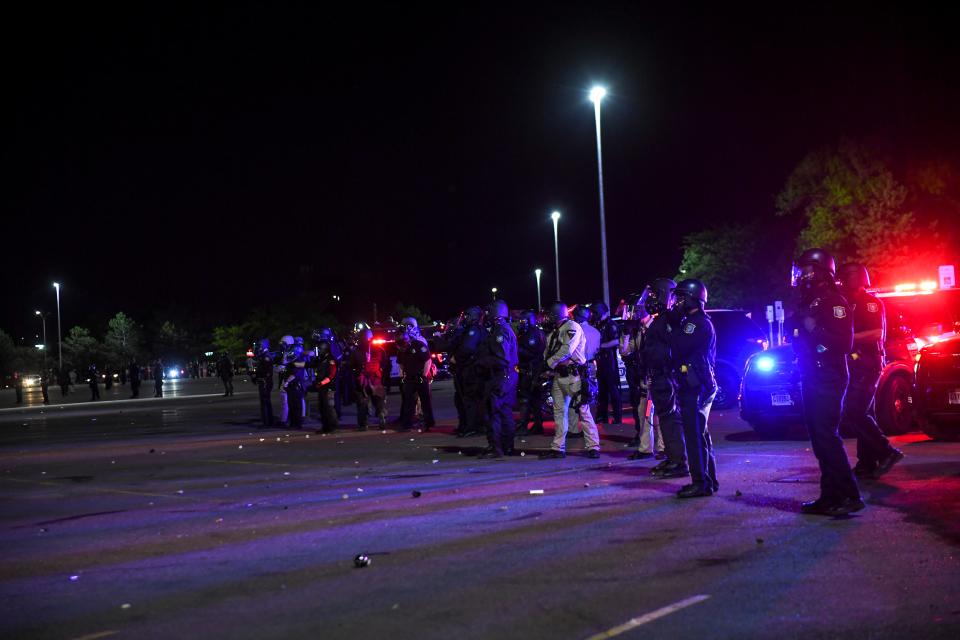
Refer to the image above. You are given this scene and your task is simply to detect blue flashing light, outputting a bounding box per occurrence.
[168,369,179,379]
[755,356,775,372]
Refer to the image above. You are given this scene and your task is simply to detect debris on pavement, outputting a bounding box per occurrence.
[529,489,544,495]
[412,490,422,498]
[354,554,371,568]
[735,490,743,497]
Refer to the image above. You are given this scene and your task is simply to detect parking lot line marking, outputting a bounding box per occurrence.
[3,477,192,500]
[197,458,296,467]
[585,594,710,640]
[69,631,118,640]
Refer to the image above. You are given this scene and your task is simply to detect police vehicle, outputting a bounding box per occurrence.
[740,284,960,437]
[914,334,960,441]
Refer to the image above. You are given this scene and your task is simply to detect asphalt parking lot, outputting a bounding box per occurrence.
[1,378,958,639]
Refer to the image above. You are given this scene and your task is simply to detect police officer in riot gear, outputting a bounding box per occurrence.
[515,309,547,436]
[277,335,295,425]
[570,305,600,439]
[252,339,275,427]
[449,306,487,437]
[314,328,347,419]
[539,301,601,459]
[638,278,689,477]
[476,300,519,458]
[620,293,663,456]
[838,263,904,478]
[313,339,340,433]
[591,301,622,425]
[398,317,436,431]
[792,248,864,516]
[350,328,387,431]
[672,279,719,498]
[281,342,308,430]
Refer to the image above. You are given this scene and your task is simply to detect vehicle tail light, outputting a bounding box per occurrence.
[919,280,938,291]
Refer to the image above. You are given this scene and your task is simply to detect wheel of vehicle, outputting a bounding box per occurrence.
[877,373,914,435]
[713,364,739,410]
[920,419,960,442]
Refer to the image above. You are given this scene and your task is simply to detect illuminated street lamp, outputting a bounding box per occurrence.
[52,282,62,372]
[551,211,561,299]
[589,85,611,308]
[35,310,47,371]
[534,268,542,311]
[491,287,498,301]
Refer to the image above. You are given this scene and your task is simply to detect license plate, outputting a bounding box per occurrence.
[950,390,960,405]
[771,393,794,407]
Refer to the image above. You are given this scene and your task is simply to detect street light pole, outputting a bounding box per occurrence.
[590,86,611,308]
[551,211,561,299]
[53,282,62,372]
[491,287,498,301]
[35,311,47,372]
[534,268,542,312]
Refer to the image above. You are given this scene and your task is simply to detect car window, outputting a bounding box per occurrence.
[709,311,766,341]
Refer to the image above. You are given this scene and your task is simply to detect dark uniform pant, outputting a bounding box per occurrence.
[288,384,304,430]
[222,377,234,396]
[801,372,861,502]
[648,374,687,465]
[678,384,718,491]
[90,383,100,400]
[316,386,339,432]
[356,378,386,428]
[258,381,274,426]
[841,362,893,467]
[130,381,140,398]
[401,376,435,428]
[154,381,163,397]
[486,370,518,455]
[595,356,622,423]
[517,365,546,430]
[457,366,484,434]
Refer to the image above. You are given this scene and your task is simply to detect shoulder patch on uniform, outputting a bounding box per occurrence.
[683,323,696,334]
[529,338,536,345]
[866,302,878,313]
[810,298,821,308]
[420,346,427,352]
[496,335,504,343]
[833,306,847,319]
[468,330,475,336]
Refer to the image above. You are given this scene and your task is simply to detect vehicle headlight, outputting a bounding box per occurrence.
[755,356,776,372]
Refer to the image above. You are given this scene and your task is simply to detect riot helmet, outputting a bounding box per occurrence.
[518,309,537,332]
[791,248,837,289]
[838,263,871,294]
[572,305,591,324]
[547,301,569,326]
[675,279,708,314]
[486,299,509,322]
[280,335,295,349]
[464,306,483,325]
[621,293,648,322]
[590,301,610,321]
[642,278,677,316]
[316,340,330,356]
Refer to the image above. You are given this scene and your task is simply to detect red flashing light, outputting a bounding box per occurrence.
[246,350,255,357]
[371,338,386,345]
[920,280,938,291]
[894,283,917,292]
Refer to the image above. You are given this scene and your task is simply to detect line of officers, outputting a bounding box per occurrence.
[442,280,721,499]
[249,320,437,434]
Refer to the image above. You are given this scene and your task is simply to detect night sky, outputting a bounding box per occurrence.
[5,2,959,341]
